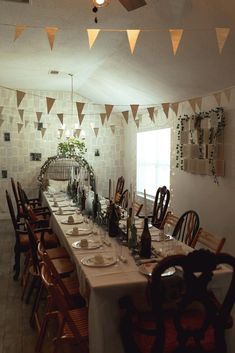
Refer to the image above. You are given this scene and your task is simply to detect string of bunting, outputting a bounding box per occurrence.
[0,22,232,54]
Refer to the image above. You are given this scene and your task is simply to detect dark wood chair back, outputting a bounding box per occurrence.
[172,209,200,246]
[11,177,23,220]
[119,249,235,353]
[25,220,41,275]
[152,186,170,228]
[115,176,125,203]
[6,189,19,231]
[120,189,129,209]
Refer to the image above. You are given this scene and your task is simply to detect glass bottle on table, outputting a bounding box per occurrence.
[126,207,132,242]
[140,217,151,258]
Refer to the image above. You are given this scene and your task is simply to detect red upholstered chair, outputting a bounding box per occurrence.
[119,249,235,353]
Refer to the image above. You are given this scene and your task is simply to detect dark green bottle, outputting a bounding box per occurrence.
[140,218,151,258]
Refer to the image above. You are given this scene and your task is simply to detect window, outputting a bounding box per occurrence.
[137,128,171,198]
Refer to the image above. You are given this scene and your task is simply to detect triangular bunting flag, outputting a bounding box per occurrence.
[57,113,64,125]
[75,128,81,138]
[110,125,115,134]
[45,27,58,50]
[188,98,197,113]
[147,107,155,121]
[170,103,179,116]
[76,102,85,116]
[18,109,24,121]
[93,127,99,137]
[122,111,129,124]
[130,104,139,119]
[0,106,3,114]
[135,119,140,128]
[78,114,85,125]
[46,97,55,114]
[41,128,47,138]
[224,88,231,102]
[58,128,64,139]
[195,97,202,110]
[105,104,113,120]
[100,113,106,125]
[17,123,24,133]
[126,29,140,54]
[214,92,222,106]
[87,29,100,49]
[14,24,26,41]
[36,112,42,122]
[169,29,183,55]
[0,118,4,127]
[24,120,29,128]
[215,28,230,54]
[16,90,25,107]
[162,103,170,118]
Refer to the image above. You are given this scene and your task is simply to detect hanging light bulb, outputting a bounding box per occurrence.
[93,0,110,7]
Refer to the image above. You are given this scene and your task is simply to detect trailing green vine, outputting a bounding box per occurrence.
[176,107,226,184]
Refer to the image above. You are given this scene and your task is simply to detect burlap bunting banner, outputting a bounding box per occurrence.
[58,128,64,139]
[169,29,183,55]
[14,25,26,41]
[162,103,170,118]
[147,107,155,121]
[78,113,85,125]
[224,88,231,102]
[195,97,202,110]
[135,119,140,128]
[100,113,106,125]
[57,113,64,125]
[36,112,43,122]
[41,128,47,138]
[46,97,56,114]
[122,111,129,124]
[105,104,113,120]
[18,109,24,121]
[188,98,197,113]
[215,28,230,54]
[74,128,81,138]
[170,103,179,116]
[16,90,25,107]
[130,104,139,119]
[76,102,85,116]
[87,29,100,49]
[93,127,99,137]
[17,123,24,133]
[46,27,58,50]
[127,29,140,54]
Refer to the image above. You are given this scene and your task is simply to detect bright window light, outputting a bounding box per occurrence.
[137,128,171,198]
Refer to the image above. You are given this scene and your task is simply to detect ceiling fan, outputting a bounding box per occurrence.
[93,0,147,11]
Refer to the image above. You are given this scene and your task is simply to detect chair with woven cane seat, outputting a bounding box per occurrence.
[6,189,30,280]
[119,249,235,353]
[172,210,200,246]
[191,228,226,254]
[40,261,89,353]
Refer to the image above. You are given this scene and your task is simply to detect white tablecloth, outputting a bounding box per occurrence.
[43,192,234,353]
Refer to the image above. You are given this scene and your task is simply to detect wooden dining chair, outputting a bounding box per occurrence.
[40,261,89,353]
[119,249,235,353]
[172,210,200,246]
[151,186,170,228]
[6,189,30,280]
[120,189,129,209]
[159,211,179,233]
[132,200,143,217]
[34,247,86,352]
[191,227,226,254]
[11,177,24,221]
[114,176,125,203]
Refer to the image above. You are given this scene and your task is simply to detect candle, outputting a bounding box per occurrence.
[113,180,115,202]
[108,179,111,200]
[144,189,147,218]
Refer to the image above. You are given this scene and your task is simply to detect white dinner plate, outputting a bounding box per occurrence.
[66,228,92,236]
[61,217,83,225]
[72,239,101,250]
[55,211,75,216]
[151,234,173,242]
[139,263,176,277]
[81,254,117,267]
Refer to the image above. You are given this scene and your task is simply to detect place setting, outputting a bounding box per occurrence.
[81,253,117,268]
[72,238,102,250]
[66,226,92,237]
[61,215,84,225]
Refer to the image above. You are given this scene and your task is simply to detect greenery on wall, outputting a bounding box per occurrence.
[176,107,226,184]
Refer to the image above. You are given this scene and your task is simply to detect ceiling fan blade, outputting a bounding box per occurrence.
[118,0,147,11]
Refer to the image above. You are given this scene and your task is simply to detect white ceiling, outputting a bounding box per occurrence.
[0,0,235,106]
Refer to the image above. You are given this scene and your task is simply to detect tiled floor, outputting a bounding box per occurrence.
[0,220,78,353]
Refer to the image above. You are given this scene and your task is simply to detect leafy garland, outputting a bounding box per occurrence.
[38,137,94,188]
[176,107,226,184]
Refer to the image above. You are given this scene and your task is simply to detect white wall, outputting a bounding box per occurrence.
[0,87,124,215]
[123,90,235,255]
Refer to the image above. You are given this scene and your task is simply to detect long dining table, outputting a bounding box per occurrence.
[42,191,234,353]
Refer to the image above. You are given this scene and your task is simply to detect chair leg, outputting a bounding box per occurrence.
[30,280,43,327]
[13,245,21,281]
[26,276,40,304]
